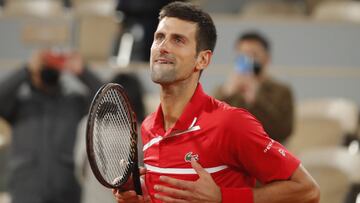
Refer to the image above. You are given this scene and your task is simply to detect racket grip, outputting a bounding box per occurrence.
[133,153,143,195]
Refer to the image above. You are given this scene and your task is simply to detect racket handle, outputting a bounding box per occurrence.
[133,152,143,195]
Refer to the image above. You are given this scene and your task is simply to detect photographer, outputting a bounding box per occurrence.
[214,31,294,144]
[0,50,102,203]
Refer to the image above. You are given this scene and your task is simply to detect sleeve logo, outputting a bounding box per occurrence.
[278,149,286,157]
[263,139,275,153]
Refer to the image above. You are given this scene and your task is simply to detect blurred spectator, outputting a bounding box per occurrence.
[0,118,11,192]
[114,0,180,61]
[344,182,360,203]
[0,0,71,9]
[63,0,71,8]
[74,72,146,203]
[0,50,102,203]
[111,72,146,123]
[214,31,294,144]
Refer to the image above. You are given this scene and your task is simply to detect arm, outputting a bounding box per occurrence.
[77,67,103,97]
[213,83,247,108]
[252,165,320,203]
[214,86,246,107]
[64,52,103,98]
[0,67,29,119]
[154,161,320,203]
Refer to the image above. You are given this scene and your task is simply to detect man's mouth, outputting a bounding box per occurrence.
[155,58,174,64]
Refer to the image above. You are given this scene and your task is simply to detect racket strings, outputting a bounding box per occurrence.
[93,89,136,186]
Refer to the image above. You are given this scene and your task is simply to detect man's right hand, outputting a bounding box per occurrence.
[112,189,149,203]
[112,167,151,203]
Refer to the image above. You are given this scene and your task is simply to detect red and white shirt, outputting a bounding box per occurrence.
[141,83,300,203]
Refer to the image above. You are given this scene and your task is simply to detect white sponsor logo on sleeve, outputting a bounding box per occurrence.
[263,139,275,153]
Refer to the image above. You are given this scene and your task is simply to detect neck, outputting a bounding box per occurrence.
[160,79,199,131]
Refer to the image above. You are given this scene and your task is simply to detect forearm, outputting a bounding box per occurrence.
[77,66,103,97]
[213,86,247,108]
[220,181,317,203]
[221,166,319,203]
[253,181,317,203]
[253,166,319,203]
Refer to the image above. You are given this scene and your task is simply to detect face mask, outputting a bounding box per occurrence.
[234,54,262,76]
[40,65,60,87]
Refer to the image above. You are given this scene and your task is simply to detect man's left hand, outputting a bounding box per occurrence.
[153,159,222,203]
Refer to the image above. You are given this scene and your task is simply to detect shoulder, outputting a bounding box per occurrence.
[207,96,262,131]
[206,97,269,154]
[264,78,292,93]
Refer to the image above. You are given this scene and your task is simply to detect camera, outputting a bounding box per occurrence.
[41,52,67,86]
[42,51,66,71]
[234,54,262,76]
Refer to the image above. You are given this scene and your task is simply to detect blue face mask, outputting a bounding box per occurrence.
[234,54,262,76]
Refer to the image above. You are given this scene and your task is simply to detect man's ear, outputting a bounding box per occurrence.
[195,50,212,72]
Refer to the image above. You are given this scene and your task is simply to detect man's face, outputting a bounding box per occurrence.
[150,17,199,85]
[236,40,269,69]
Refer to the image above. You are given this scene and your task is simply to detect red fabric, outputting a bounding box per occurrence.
[141,83,300,203]
[221,187,253,203]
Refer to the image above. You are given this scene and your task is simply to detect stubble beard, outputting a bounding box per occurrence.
[150,64,177,85]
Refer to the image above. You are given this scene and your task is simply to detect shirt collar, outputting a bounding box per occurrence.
[151,83,209,135]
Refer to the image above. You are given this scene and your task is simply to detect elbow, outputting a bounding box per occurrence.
[305,180,320,203]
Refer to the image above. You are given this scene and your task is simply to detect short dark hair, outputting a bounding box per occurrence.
[159,1,217,53]
[237,31,270,53]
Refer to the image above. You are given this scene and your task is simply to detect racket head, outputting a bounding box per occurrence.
[86,83,138,189]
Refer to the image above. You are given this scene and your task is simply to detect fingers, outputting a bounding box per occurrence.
[113,189,143,203]
[154,184,191,199]
[159,176,194,191]
[139,167,147,175]
[154,193,188,203]
[190,158,208,177]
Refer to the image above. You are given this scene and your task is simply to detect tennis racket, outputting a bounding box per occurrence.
[86,83,142,195]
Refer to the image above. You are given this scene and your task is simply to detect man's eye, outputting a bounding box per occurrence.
[155,34,164,41]
[175,38,183,44]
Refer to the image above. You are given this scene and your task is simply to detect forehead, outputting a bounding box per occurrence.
[156,17,197,39]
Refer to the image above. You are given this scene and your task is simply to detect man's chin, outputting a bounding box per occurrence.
[150,69,176,85]
[151,76,175,85]
[151,78,171,85]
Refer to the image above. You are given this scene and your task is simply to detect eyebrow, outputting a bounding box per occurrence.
[172,33,187,41]
[155,31,188,41]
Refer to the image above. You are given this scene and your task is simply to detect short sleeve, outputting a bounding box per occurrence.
[221,109,300,184]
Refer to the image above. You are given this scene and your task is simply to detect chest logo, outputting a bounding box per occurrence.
[184,152,199,162]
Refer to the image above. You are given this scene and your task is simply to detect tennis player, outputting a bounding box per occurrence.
[113,1,320,203]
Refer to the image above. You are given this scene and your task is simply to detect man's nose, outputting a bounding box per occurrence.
[158,39,170,54]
